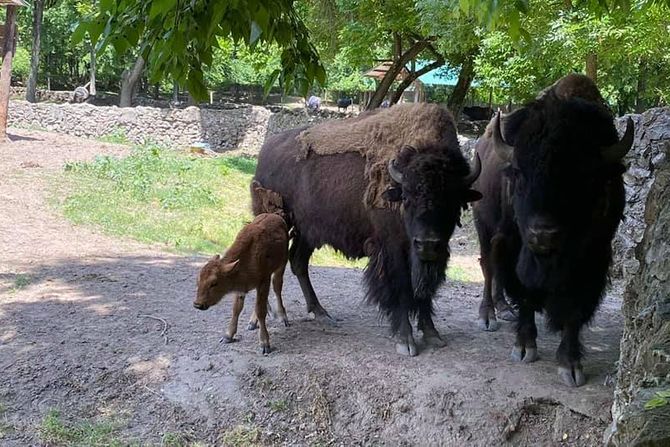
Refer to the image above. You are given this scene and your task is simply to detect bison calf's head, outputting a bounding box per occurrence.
[194,255,240,310]
[385,146,482,264]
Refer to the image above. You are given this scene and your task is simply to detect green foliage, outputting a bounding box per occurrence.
[220,425,261,447]
[11,47,31,83]
[97,128,130,145]
[58,145,363,268]
[645,389,670,410]
[73,1,326,99]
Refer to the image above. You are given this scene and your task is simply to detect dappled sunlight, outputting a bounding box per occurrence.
[0,329,17,343]
[125,355,171,385]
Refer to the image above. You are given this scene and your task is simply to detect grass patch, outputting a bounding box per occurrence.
[447,265,478,283]
[56,144,362,268]
[268,399,288,412]
[221,425,261,447]
[97,128,131,145]
[39,409,126,447]
[11,274,31,292]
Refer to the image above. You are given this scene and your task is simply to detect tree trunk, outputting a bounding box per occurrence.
[586,53,597,85]
[366,38,429,110]
[447,53,476,120]
[119,55,145,107]
[0,6,19,142]
[89,43,96,97]
[26,0,44,103]
[389,58,445,105]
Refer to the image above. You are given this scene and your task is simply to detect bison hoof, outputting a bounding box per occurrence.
[558,365,585,387]
[260,344,272,355]
[511,346,538,363]
[498,308,518,322]
[313,311,339,326]
[220,335,236,344]
[422,331,447,348]
[477,317,500,332]
[395,336,418,357]
[247,321,259,331]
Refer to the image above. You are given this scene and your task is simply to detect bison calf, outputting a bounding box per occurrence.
[194,213,289,354]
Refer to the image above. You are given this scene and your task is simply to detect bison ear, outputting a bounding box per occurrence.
[464,189,483,203]
[221,259,240,274]
[382,186,403,203]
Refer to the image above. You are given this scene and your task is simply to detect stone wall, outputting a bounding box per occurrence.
[605,141,670,446]
[612,108,670,281]
[7,100,345,153]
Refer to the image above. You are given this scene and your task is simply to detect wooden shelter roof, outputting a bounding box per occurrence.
[0,0,27,6]
[363,60,411,81]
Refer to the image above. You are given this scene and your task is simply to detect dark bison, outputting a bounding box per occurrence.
[252,104,482,355]
[462,106,493,121]
[337,97,352,112]
[472,74,634,386]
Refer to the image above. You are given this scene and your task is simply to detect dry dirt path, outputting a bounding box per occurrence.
[0,129,622,446]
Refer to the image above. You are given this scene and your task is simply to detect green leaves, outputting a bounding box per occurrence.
[645,390,670,410]
[75,0,326,100]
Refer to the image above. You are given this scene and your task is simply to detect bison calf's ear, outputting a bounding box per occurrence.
[221,259,240,274]
[464,189,483,203]
[382,187,403,203]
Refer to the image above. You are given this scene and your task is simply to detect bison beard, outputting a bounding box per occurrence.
[411,252,447,302]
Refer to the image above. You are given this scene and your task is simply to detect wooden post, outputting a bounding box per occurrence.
[0,5,19,142]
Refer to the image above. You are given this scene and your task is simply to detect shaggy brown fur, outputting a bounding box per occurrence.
[536,72,606,104]
[296,103,459,208]
[250,180,288,223]
[193,213,289,354]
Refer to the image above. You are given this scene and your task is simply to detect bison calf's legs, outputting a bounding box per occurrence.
[511,304,539,363]
[290,237,336,324]
[255,279,272,354]
[221,294,245,344]
[272,263,290,327]
[477,254,500,331]
[556,323,585,387]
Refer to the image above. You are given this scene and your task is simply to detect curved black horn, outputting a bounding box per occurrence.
[463,152,482,186]
[492,111,514,163]
[602,117,634,162]
[388,159,403,184]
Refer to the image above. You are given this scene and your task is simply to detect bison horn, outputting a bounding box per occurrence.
[601,117,634,162]
[388,159,403,184]
[463,153,482,186]
[492,111,514,163]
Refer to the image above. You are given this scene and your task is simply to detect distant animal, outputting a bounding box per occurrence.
[337,97,353,112]
[472,73,634,386]
[252,103,482,356]
[462,106,493,121]
[307,95,321,111]
[194,213,290,354]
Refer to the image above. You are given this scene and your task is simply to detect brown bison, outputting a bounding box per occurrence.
[194,213,290,354]
[252,103,482,356]
[472,74,634,386]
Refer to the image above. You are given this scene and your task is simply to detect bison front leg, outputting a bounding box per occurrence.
[394,307,418,356]
[511,302,539,363]
[417,300,446,348]
[477,251,500,331]
[221,294,245,344]
[255,279,272,355]
[556,323,586,387]
[289,236,336,324]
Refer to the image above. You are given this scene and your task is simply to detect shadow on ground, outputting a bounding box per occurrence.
[0,253,622,446]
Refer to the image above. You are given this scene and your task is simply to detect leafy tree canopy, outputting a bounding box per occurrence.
[73,1,326,99]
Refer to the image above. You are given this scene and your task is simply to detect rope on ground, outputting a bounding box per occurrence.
[138,314,169,345]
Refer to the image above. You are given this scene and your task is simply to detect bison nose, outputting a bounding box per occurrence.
[527,225,560,255]
[413,237,443,261]
[193,302,209,311]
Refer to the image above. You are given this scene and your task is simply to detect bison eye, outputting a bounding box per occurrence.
[210,282,218,288]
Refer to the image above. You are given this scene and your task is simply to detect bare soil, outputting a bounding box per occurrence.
[0,129,622,446]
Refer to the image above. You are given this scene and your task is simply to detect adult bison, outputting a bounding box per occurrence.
[472,74,634,386]
[252,104,482,356]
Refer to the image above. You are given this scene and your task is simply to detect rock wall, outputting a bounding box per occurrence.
[612,108,670,281]
[605,141,670,446]
[7,100,344,152]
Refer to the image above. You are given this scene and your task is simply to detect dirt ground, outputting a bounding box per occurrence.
[0,129,623,446]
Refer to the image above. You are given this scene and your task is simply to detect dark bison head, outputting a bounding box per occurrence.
[489,96,633,288]
[384,145,482,266]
